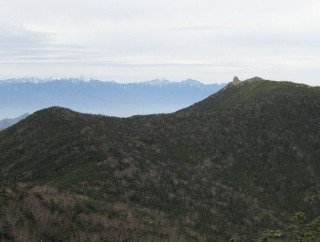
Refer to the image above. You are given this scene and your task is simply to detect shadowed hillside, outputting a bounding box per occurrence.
[0,77,319,241]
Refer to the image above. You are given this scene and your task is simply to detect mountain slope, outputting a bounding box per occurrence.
[0,77,319,241]
[0,113,29,131]
[180,76,320,113]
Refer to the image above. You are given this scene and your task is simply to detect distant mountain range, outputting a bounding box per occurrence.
[1,77,319,241]
[0,77,225,120]
[0,113,29,131]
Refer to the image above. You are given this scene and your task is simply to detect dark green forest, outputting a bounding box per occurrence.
[0,77,319,241]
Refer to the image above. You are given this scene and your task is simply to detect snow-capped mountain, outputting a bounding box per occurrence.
[142,79,171,87]
[4,76,96,83]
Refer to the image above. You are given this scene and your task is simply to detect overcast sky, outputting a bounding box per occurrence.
[0,0,319,85]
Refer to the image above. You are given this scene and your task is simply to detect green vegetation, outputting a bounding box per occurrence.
[0,77,319,241]
[256,193,320,241]
[181,77,320,113]
[256,212,320,242]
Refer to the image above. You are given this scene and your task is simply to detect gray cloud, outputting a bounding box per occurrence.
[172,25,235,31]
[0,24,106,64]
[0,24,46,46]
[0,1,319,85]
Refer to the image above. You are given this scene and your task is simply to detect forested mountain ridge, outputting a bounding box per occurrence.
[179,76,320,113]
[0,77,319,241]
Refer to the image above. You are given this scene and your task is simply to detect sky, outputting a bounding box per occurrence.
[0,0,319,85]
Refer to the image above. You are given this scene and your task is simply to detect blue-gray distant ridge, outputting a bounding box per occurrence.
[0,113,29,131]
[0,77,226,120]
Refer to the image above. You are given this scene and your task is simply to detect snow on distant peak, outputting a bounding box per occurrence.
[77,76,93,82]
[9,77,42,83]
[45,76,93,82]
[141,78,206,87]
[181,79,204,87]
[1,76,95,83]
[46,76,63,81]
[143,79,170,87]
[1,77,208,86]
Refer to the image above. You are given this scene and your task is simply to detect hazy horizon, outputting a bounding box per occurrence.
[0,79,226,120]
[0,76,227,84]
[0,76,319,87]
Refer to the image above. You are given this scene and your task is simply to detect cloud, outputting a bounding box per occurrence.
[0,24,48,47]
[0,1,319,85]
[172,25,235,31]
[0,24,103,64]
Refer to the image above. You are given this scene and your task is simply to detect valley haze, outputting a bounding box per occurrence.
[0,77,225,120]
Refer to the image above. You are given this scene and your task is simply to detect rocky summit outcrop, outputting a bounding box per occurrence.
[233,76,241,83]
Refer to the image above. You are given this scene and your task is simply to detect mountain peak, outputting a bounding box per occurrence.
[180,77,320,115]
[225,76,267,90]
[143,79,170,86]
[230,76,241,86]
[223,76,242,89]
[181,79,204,87]
[233,76,240,83]
[7,77,42,83]
[244,76,265,83]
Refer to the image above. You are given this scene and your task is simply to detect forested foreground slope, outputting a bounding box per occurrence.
[0,77,319,241]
